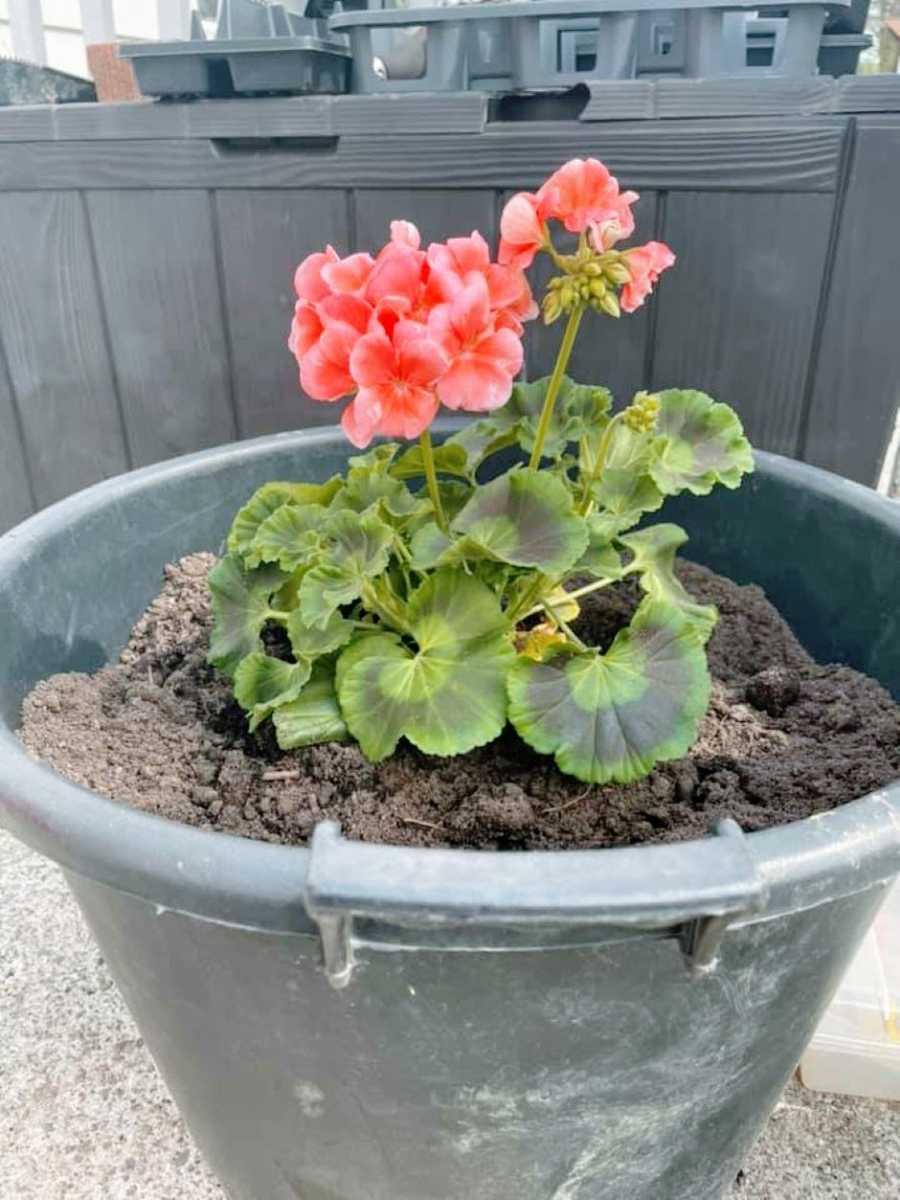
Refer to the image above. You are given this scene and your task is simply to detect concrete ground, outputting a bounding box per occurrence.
[2,828,897,1200]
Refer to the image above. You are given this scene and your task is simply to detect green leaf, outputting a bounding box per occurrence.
[299,509,394,628]
[511,376,612,460]
[572,516,624,580]
[331,470,426,521]
[508,599,711,784]
[274,662,348,749]
[337,569,514,761]
[452,468,589,575]
[347,443,400,473]
[619,524,718,643]
[649,389,754,496]
[446,377,612,474]
[444,420,519,476]
[390,442,469,481]
[246,502,327,572]
[589,468,664,538]
[409,521,453,570]
[227,479,341,560]
[287,608,355,659]
[234,651,312,732]
[207,555,287,678]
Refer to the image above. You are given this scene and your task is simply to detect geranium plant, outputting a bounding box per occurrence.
[209,158,753,784]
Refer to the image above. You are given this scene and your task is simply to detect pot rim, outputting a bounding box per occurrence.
[0,430,898,935]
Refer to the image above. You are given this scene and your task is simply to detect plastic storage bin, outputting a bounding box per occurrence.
[119,0,351,98]
[330,0,848,92]
[800,880,900,1102]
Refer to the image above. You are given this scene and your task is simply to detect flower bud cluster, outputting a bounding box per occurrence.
[623,391,661,433]
[542,251,633,325]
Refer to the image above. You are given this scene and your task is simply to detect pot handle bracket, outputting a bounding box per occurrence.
[304,819,769,989]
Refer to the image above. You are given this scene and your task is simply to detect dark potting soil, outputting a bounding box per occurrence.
[18,553,900,851]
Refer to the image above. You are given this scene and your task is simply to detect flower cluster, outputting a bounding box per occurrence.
[498,157,675,317]
[289,223,536,449]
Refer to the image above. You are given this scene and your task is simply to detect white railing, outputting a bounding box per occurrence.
[4,0,194,69]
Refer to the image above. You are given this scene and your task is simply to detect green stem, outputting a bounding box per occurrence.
[578,411,625,514]
[361,582,408,634]
[419,429,448,533]
[522,576,616,621]
[545,605,588,653]
[528,305,585,470]
[267,609,291,623]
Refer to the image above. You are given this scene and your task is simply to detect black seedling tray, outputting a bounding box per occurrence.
[119,36,350,98]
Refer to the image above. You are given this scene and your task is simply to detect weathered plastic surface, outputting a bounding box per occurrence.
[119,0,350,97]
[121,37,350,98]
[330,0,846,90]
[0,431,899,1200]
[557,10,868,78]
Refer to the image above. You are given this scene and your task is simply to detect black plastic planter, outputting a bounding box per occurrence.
[1,429,898,1200]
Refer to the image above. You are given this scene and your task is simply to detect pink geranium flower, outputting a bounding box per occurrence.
[498,193,546,269]
[293,247,339,304]
[343,321,448,447]
[428,231,538,326]
[620,242,676,313]
[429,276,524,413]
[537,158,621,235]
[589,190,640,252]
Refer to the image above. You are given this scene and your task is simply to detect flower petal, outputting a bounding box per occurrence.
[341,389,383,448]
[476,328,524,377]
[288,301,323,358]
[375,385,439,440]
[398,336,449,388]
[318,291,372,333]
[366,247,425,308]
[293,247,339,303]
[449,276,491,345]
[350,330,397,388]
[321,252,375,294]
[437,354,514,413]
[391,220,421,250]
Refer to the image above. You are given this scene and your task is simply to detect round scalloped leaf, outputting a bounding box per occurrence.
[619,523,718,643]
[233,651,312,733]
[571,515,625,580]
[589,468,664,539]
[512,376,612,460]
[246,502,327,572]
[273,662,348,749]
[507,599,711,784]
[444,419,519,476]
[227,479,341,560]
[452,468,589,576]
[337,570,514,761]
[347,443,400,473]
[331,469,427,521]
[287,608,354,659]
[650,389,754,496]
[390,442,469,481]
[299,509,394,628]
[207,555,287,678]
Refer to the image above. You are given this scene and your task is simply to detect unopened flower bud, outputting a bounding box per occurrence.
[590,277,607,299]
[598,290,621,319]
[585,261,604,278]
[604,261,632,286]
[543,291,563,325]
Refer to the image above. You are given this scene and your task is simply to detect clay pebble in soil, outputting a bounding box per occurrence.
[19,553,900,851]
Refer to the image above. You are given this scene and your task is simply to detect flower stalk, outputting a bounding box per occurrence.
[528,305,584,469]
[419,429,448,533]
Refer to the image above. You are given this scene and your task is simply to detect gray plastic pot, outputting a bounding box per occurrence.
[1,428,898,1200]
